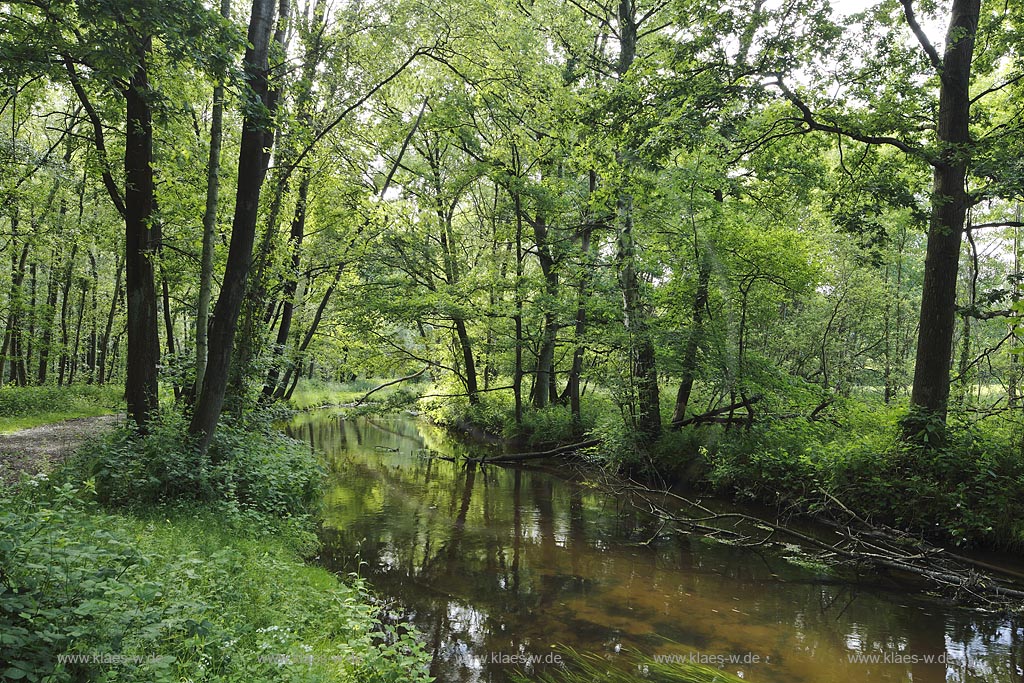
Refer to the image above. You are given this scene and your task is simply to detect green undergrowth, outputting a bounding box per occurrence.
[674,401,1024,552]
[420,378,606,446]
[75,412,323,518]
[0,412,431,683]
[0,384,123,433]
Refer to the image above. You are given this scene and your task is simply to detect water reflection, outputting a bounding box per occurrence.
[290,413,1024,683]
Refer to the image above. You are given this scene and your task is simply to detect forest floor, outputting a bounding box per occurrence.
[0,414,121,485]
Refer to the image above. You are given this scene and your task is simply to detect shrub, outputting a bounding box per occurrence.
[81,414,323,518]
[0,483,431,683]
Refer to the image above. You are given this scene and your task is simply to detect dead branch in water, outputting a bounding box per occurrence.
[610,477,1024,610]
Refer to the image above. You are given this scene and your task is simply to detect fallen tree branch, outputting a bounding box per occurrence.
[672,394,763,429]
[354,367,429,406]
[470,438,601,464]
[612,478,1024,609]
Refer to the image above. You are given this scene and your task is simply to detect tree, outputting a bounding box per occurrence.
[189,0,281,451]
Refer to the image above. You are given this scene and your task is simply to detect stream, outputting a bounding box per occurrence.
[287,411,1023,683]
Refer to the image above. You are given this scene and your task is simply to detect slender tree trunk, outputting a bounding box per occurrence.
[532,217,559,409]
[152,205,179,398]
[2,224,28,385]
[907,0,979,436]
[617,193,661,442]
[671,253,710,426]
[37,250,58,384]
[513,191,525,426]
[190,0,279,452]
[87,252,98,382]
[57,244,77,387]
[227,0,292,402]
[263,168,310,398]
[68,280,86,385]
[614,0,660,444]
[124,39,161,427]
[25,261,36,384]
[275,268,340,400]
[97,253,123,385]
[566,171,599,433]
[454,318,480,404]
[194,0,232,399]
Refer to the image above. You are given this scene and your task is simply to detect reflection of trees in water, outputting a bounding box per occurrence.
[311,416,1022,683]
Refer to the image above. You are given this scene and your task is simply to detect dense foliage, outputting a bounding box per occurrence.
[0,0,1022,547]
[0,482,430,683]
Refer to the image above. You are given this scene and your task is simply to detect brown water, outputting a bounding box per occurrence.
[289,412,1024,683]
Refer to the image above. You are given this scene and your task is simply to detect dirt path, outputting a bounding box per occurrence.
[0,415,122,485]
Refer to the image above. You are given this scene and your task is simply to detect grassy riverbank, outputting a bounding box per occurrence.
[0,385,122,433]
[0,413,430,683]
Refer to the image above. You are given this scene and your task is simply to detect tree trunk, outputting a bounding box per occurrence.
[25,261,36,384]
[907,0,979,436]
[454,317,480,405]
[97,253,124,385]
[617,193,662,443]
[190,0,279,452]
[275,268,340,399]
[531,206,559,409]
[37,249,59,384]
[57,244,77,387]
[226,0,292,403]
[614,0,660,444]
[87,253,97,383]
[68,280,86,385]
[263,168,310,398]
[124,38,161,428]
[194,0,232,399]
[2,225,29,386]
[513,191,525,426]
[671,252,710,425]
[566,171,599,433]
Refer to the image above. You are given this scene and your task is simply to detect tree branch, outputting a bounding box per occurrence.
[771,77,931,162]
[62,55,126,218]
[354,367,428,406]
[899,0,942,72]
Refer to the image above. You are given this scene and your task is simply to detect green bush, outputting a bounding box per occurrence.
[693,400,1024,550]
[705,425,819,506]
[81,414,323,518]
[0,483,431,683]
[827,425,1024,549]
[504,405,581,446]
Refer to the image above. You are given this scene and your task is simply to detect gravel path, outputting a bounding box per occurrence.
[0,415,122,485]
